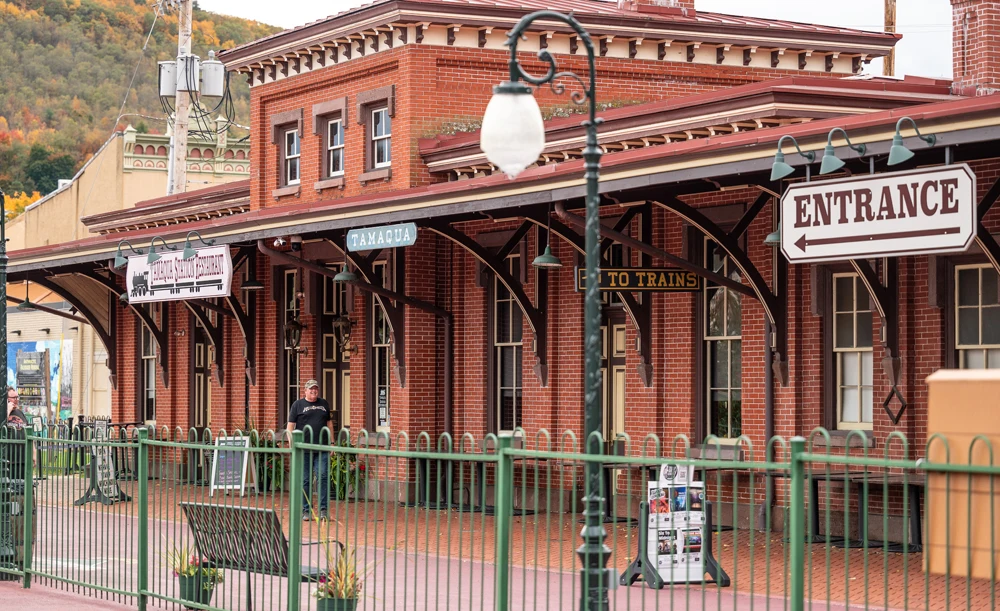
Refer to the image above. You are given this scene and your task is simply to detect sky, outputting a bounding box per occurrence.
[198,0,953,79]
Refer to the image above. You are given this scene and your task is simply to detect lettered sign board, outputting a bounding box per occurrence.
[780,164,976,264]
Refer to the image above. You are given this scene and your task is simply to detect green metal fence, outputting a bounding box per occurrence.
[0,425,998,611]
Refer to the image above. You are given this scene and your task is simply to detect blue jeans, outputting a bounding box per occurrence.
[302,451,330,513]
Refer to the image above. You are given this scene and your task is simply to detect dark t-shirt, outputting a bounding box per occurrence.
[288,398,331,443]
[3,408,28,473]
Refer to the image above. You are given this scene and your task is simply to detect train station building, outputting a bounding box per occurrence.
[9,0,1000,531]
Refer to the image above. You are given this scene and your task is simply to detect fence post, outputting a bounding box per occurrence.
[137,427,149,611]
[21,431,33,589]
[287,430,304,611]
[494,433,514,611]
[789,436,806,611]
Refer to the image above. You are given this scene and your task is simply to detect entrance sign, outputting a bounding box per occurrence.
[209,436,257,497]
[347,222,417,252]
[780,164,976,264]
[576,268,702,292]
[126,245,233,303]
[74,420,130,505]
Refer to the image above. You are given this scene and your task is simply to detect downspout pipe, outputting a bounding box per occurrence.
[759,317,775,531]
[257,240,454,434]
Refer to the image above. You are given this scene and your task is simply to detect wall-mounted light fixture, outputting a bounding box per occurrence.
[39,328,50,334]
[181,230,216,260]
[819,128,867,175]
[770,135,815,181]
[888,117,936,166]
[147,236,178,264]
[11,330,21,336]
[113,240,144,269]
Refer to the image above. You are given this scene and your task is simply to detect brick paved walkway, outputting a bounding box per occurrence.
[12,475,998,610]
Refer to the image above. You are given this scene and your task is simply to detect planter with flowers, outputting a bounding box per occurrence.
[329,439,368,501]
[164,544,224,609]
[314,543,364,611]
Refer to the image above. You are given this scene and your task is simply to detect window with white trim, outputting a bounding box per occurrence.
[327,118,344,177]
[284,129,300,185]
[139,303,159,423]
[956,264,1000,368]
[283,270,300,416]
[371,108,391,168]
[372,262,391,430]
[494,254,523,433]
[704,239,741,439]
[833,273,874,430]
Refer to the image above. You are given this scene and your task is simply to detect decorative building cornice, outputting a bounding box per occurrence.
[219,0,901,86]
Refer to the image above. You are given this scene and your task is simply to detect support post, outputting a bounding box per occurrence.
[287,430,305,611]
[137,428,149,611]
[21,432,33,588]
[789,437,806,611]
[169,0,193,195]
[494,433,514,610]
[0,189,6,428]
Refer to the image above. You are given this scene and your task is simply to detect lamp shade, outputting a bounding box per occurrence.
[147,249,161,264]
[241,279,265,291]
[333,268,358,283]
[531,245,563,268]
[16,300,34,312]
[770,150,795,181]
[182,241,197,260]
[480,82,545,179]
[764,222,782,247]
[819,144,845,175]
[887,134,914,166]
[114,252,128,269]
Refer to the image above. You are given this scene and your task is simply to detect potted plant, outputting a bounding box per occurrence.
[314,544,363,610]
[164,544,224,609]
[249,429,285,492]
[329,439,367,501]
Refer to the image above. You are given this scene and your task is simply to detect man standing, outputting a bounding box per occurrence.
[4,386,28,476]
[286,380,332,520]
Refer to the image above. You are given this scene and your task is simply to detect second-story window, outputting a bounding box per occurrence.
[371,108,391,168]
[284,129,300,186]
[327,119,344,177]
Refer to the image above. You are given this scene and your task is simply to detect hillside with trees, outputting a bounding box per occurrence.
[0,0,278,204]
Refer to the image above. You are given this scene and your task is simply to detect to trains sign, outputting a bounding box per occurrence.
[779,164,976,264]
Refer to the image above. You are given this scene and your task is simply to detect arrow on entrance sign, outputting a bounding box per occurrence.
[793,226,963,252]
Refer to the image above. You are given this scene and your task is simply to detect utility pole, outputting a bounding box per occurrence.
[169,0,193,195]
[884,0,896,76]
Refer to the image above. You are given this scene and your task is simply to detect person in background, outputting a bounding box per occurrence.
[4,386,28,477]
[286,379,332,520]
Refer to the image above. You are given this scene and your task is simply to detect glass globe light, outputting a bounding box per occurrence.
[480,82,545,179]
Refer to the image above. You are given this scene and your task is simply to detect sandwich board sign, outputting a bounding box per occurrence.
[780,164,976,264]
[209,436,258,497]
[647,463,706,583]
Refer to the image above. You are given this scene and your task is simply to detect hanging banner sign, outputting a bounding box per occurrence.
[126,245,233,303]
[347,222,418,252]
[576,267,702,292]
[780,164,976,264]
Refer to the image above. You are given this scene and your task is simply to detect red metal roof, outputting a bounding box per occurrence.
[12,95,998,268]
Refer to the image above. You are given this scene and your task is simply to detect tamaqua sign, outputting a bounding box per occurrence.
[347,222,417,252]
[126,245,233,303]
[576,267,702,292]
[780,164,976,264]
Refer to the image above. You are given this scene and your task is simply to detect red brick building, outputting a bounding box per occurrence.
[11,0,1000,533]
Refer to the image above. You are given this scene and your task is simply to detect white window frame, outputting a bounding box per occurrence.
[140,303,159,424]
[703,238,742,441]
[494,254,523,434]
[371,107,391,169]
[833,272,874,431]
[284,129,300,186]
[955,263,1000,368]
[327,118,344,177]
[283,269,300,415]
[372,261,392,431]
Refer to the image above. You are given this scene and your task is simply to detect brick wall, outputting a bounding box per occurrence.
[952,0,1000,95]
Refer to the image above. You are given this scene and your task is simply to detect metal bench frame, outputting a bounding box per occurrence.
[179,502,341,611]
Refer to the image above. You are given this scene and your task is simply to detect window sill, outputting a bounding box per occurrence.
[314,176,345,191]
[272,185,301,199]
[359,167,391,183]
[814,430,874,448]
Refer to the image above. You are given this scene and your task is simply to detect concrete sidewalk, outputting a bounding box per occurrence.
[0,581,133,610]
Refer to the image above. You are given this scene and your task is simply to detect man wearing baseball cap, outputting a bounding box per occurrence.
[286,379,332,520]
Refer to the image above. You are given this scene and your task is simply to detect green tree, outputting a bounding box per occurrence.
[25,144,76,194]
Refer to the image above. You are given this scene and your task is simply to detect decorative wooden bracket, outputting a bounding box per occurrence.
[850,258,905,417]
[344,248,408,387]
[975,176,1000,278]
[185,300,226,388]
[537,206,655,386]
[426,221,549,386]
[32,272,120,389]
[229,248,258,385]
[652,196,789,385]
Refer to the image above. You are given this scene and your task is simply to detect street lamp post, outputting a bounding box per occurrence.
[480,11,609,610]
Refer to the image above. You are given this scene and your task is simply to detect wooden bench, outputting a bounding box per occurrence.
[179,502,342,611]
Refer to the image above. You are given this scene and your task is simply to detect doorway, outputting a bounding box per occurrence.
[320,269,352,435]
[601,309,627,445]
[189,319,211,482]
